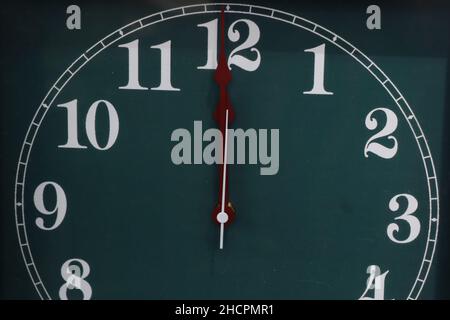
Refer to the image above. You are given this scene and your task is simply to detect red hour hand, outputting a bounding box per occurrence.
[212,8,235,249]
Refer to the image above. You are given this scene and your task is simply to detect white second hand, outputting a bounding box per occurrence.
[219,109,229,250]
[221,109,229,212]
[220,223,224,250]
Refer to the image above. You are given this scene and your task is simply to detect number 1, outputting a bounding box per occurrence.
[303,44,333,95]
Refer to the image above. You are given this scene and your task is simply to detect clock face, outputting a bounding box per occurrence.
[5,2,448,300]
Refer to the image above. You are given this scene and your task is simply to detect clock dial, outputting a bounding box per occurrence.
[9,3,444,300]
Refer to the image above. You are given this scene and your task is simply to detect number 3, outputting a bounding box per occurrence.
[387,193,420,244]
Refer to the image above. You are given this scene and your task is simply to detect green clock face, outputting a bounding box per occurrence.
[3,1,448,300]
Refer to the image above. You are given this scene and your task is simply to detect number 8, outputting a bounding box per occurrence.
[59,258,92,300]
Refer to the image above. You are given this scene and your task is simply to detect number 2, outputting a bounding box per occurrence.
[364,107,398,159]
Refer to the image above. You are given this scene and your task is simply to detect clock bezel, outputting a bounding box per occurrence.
[14,2,439,300]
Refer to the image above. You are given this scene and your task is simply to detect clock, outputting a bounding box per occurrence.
[1,0,449,300]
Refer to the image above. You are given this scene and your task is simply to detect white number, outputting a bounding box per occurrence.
[303,44,333,95]
[118,39,148,90]
[387,194,420,244]
[359,265,389,300]
[197,18,261,71]
[58,99,86,149]
[59,258,92,300]
[151,40,180,91]
[364,107,398,159]
[227,19,261,71]
[119,39,179,91]
[58,99,119,150]
[85,100,120,150]
[33,182,67,230]
[197,19,218,69]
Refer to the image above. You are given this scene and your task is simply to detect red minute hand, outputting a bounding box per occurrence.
[212,8,235,250]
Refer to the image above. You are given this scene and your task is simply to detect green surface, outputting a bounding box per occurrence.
[0,0,449,299]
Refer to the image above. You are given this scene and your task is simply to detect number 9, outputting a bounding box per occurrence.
[33,181,67,230]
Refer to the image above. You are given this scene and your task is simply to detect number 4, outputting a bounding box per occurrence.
[359,265,389,300]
